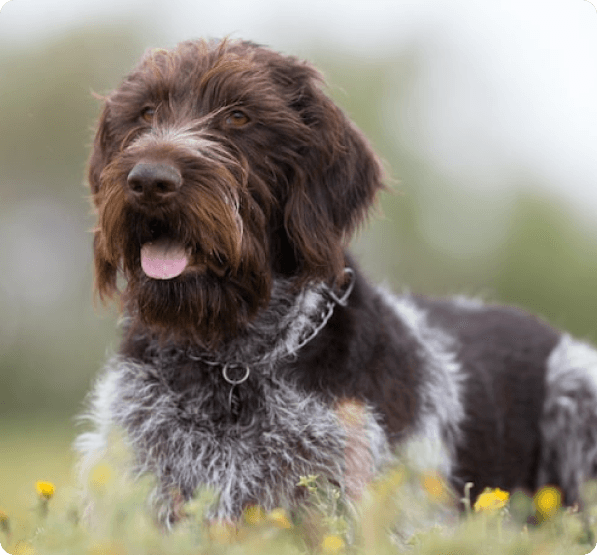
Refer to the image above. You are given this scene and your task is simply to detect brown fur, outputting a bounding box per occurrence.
[89,39,384,348]
[82,39,597,526]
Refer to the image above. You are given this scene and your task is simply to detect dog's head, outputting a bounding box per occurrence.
[89,39,384,346]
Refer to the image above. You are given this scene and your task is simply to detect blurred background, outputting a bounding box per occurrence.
[0,0,596,519]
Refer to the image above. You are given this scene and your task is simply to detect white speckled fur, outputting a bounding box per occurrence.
[539,334,597,501]
[376,289,465,477]
[76,281,391,525]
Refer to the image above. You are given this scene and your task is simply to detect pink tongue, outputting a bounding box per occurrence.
[141,239,189,279]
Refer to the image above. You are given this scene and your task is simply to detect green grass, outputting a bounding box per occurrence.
[0,418,76,525]
[1,418,597,555]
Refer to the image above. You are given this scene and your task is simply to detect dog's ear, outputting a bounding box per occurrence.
[88,100,112,199]
[269,56,385,284]
[88,99,120,301]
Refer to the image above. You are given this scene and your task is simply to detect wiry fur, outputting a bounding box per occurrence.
[76,279,392,524]
[539,335,597,504]
[377,292,464,478]
[89,39,382,347]
[77,38,597,528]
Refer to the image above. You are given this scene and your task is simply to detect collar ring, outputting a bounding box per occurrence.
[222,363,251,385]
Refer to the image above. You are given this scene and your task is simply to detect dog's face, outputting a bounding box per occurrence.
[89,39,383,346]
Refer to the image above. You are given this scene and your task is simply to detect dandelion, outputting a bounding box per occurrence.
[370,466,405,499]
[473,488,509,513]
[421,471,447,502]
[244,504,266,525]
[534,486,561,520]
[208,521,236,544]
[35,481,55,500]
[12,541,35,555]
[267,508,292,529]
[321,533,345,553]
[35,481,55,520]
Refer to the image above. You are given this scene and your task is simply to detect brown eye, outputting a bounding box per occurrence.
[225,110,250,128]
[140,106,155,123]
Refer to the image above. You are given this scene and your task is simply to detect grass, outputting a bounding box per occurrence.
[0,418,76,536]
[1,418,597,554]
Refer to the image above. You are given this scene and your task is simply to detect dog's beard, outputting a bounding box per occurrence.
[123,264,269,348]
[94,187,272,349]
[92,141,277,347]
[124,208,272,346]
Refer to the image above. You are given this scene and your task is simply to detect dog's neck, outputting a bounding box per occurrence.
[120,268,355,376]
[189,268,355,376]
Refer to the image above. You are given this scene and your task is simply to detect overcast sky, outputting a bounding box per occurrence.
[1,0,596,220]
[0,0,595,309]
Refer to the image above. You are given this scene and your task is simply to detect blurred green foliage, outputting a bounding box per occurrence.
[2,25,597,422]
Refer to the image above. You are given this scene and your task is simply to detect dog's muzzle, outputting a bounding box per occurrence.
[126,162,192,279]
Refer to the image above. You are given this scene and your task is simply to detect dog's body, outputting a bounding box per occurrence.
[76,39,597,525]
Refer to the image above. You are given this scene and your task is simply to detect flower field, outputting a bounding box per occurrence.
[1,420,596,555]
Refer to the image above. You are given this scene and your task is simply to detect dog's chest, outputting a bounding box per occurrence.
[105,354,349,516]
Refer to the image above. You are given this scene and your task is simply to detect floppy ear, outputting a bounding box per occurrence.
[88,100,120,301]
[88,100,112,199]
[271,57,385,284]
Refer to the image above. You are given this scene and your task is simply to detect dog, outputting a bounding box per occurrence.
[75,38,597,527]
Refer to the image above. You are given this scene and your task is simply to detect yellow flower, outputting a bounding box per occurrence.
[370,466,405,497]
[244,504,266,525]
[267,507,292,529]
[35,481,55,500]
[534,486,561,519]
[321,534,345,553]
[421,471,447,501]
[208,521,236,544]
[13,541,35,555]
[473,488,509,512]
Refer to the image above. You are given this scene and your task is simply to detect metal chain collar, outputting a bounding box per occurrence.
[189,267,356,388]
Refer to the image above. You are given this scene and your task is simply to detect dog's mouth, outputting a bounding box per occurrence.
[136,219,192,280]
[140,238,191,280]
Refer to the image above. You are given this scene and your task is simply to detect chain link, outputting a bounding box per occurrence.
[188,267,355,383]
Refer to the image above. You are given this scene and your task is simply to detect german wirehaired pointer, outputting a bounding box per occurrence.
[76,38,597,526]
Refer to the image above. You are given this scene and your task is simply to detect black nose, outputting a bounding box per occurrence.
[127,162,182,201]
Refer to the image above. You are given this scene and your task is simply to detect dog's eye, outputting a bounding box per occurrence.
[140,107,155,123]
[225,110,250,128]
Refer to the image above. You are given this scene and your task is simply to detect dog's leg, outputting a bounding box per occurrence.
[335,399,376,501]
